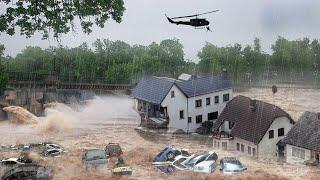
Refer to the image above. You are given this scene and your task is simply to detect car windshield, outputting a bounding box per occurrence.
[224,163,244,172]
[86,150,106,160]
[185,152,208,166]
[156,148,168,157]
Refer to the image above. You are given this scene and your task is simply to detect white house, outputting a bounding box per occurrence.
[280,111,320,164]
[212,95,295,161]
[130,72,232,132]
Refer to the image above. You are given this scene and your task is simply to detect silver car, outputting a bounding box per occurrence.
[220,157,247,174]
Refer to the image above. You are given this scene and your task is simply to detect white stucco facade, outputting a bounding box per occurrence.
[258,117,294,161]
[161,85,232,132]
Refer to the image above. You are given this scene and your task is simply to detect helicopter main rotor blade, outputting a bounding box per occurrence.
[197,10,219,16]
[171,10,219,19]
[171,14,198,19]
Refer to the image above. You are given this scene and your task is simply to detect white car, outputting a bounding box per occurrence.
[43,148,64,157]
[1,158,25,165]
[183,151,218,169]
[45,144,61,150]
[193,160,217,173]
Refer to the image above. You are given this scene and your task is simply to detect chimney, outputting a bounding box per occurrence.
[250,100,257,111]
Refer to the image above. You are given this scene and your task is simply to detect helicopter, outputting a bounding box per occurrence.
[166,10,219,32]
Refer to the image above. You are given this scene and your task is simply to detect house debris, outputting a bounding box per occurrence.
[131,72,232,132]
[280,111,320,165]
[212,95,295,160]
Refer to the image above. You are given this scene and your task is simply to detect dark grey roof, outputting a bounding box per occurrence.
[175,73,232,97]
[212,95,294,144]
[282,112,320,151]
[131,73,232,104]
[130,76,174,104]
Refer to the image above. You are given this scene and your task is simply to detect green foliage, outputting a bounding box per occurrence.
[0,0,125,39]
[5,38,187,84]
[105,63,133,84]
[3,37,320,86]
[198,37,320,85]
[0,44,8,94]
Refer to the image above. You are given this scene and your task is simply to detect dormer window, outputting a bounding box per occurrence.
[171,91,175,98]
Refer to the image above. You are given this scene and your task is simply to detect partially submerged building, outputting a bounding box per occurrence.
[130,72,232,132]
[212,95,295,160]
[280,112,320,164]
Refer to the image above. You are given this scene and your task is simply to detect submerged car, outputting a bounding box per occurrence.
[153,147,190,163]
[193,160,217,173]
[220,157,247,174]
[45,144,61,150]
[171,152,217,173]
[43,148,63,157]
[105,143,123,158]
[184,151,218,169]
[83,149,108,167]
[1,164,54,180]
[1,156,32,166]
[1,158,25,166]
[42,143,64,157]
[111,157,133,176]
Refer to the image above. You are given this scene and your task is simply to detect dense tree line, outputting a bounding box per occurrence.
[0,44,8,95]
[1,38,193,84]
[197,37,320,86]
[1,36,320,91]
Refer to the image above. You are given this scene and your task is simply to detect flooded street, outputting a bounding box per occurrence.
[1,89,320,179]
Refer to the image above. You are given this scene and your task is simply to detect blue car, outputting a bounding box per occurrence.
[153,147,190,163]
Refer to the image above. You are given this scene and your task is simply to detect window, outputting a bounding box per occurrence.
[206,97,211,105]
[241,144,244,152]
[222,142,228,150]
[223,94,230,102]
[269,130,274,139]
[292,147,305,159]
[248,146,251,155]
[188,117,192,123]
[214,96,219,104]
[236,143,240,151]
[179,110,184,119]
[278,128,284,137]
[195,99,202,107]
[208,112,218,121]
[229,121,235,129]
[214,141,220,148]
[171,91,175,98]
[252,148,256,156]
[196,115,203,123]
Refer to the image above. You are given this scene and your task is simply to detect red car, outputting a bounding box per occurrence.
[105,143,123,157]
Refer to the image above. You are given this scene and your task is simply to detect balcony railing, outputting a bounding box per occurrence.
[213,131,233,140]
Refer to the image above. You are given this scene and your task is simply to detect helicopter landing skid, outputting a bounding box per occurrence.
[195,26,212,32]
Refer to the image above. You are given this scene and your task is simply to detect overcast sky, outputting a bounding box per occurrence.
[1,0,320,62]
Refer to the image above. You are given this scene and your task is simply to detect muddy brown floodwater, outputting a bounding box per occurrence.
[0,89,320,180]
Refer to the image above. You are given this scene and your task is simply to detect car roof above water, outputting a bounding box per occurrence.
[85,149,106,159]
